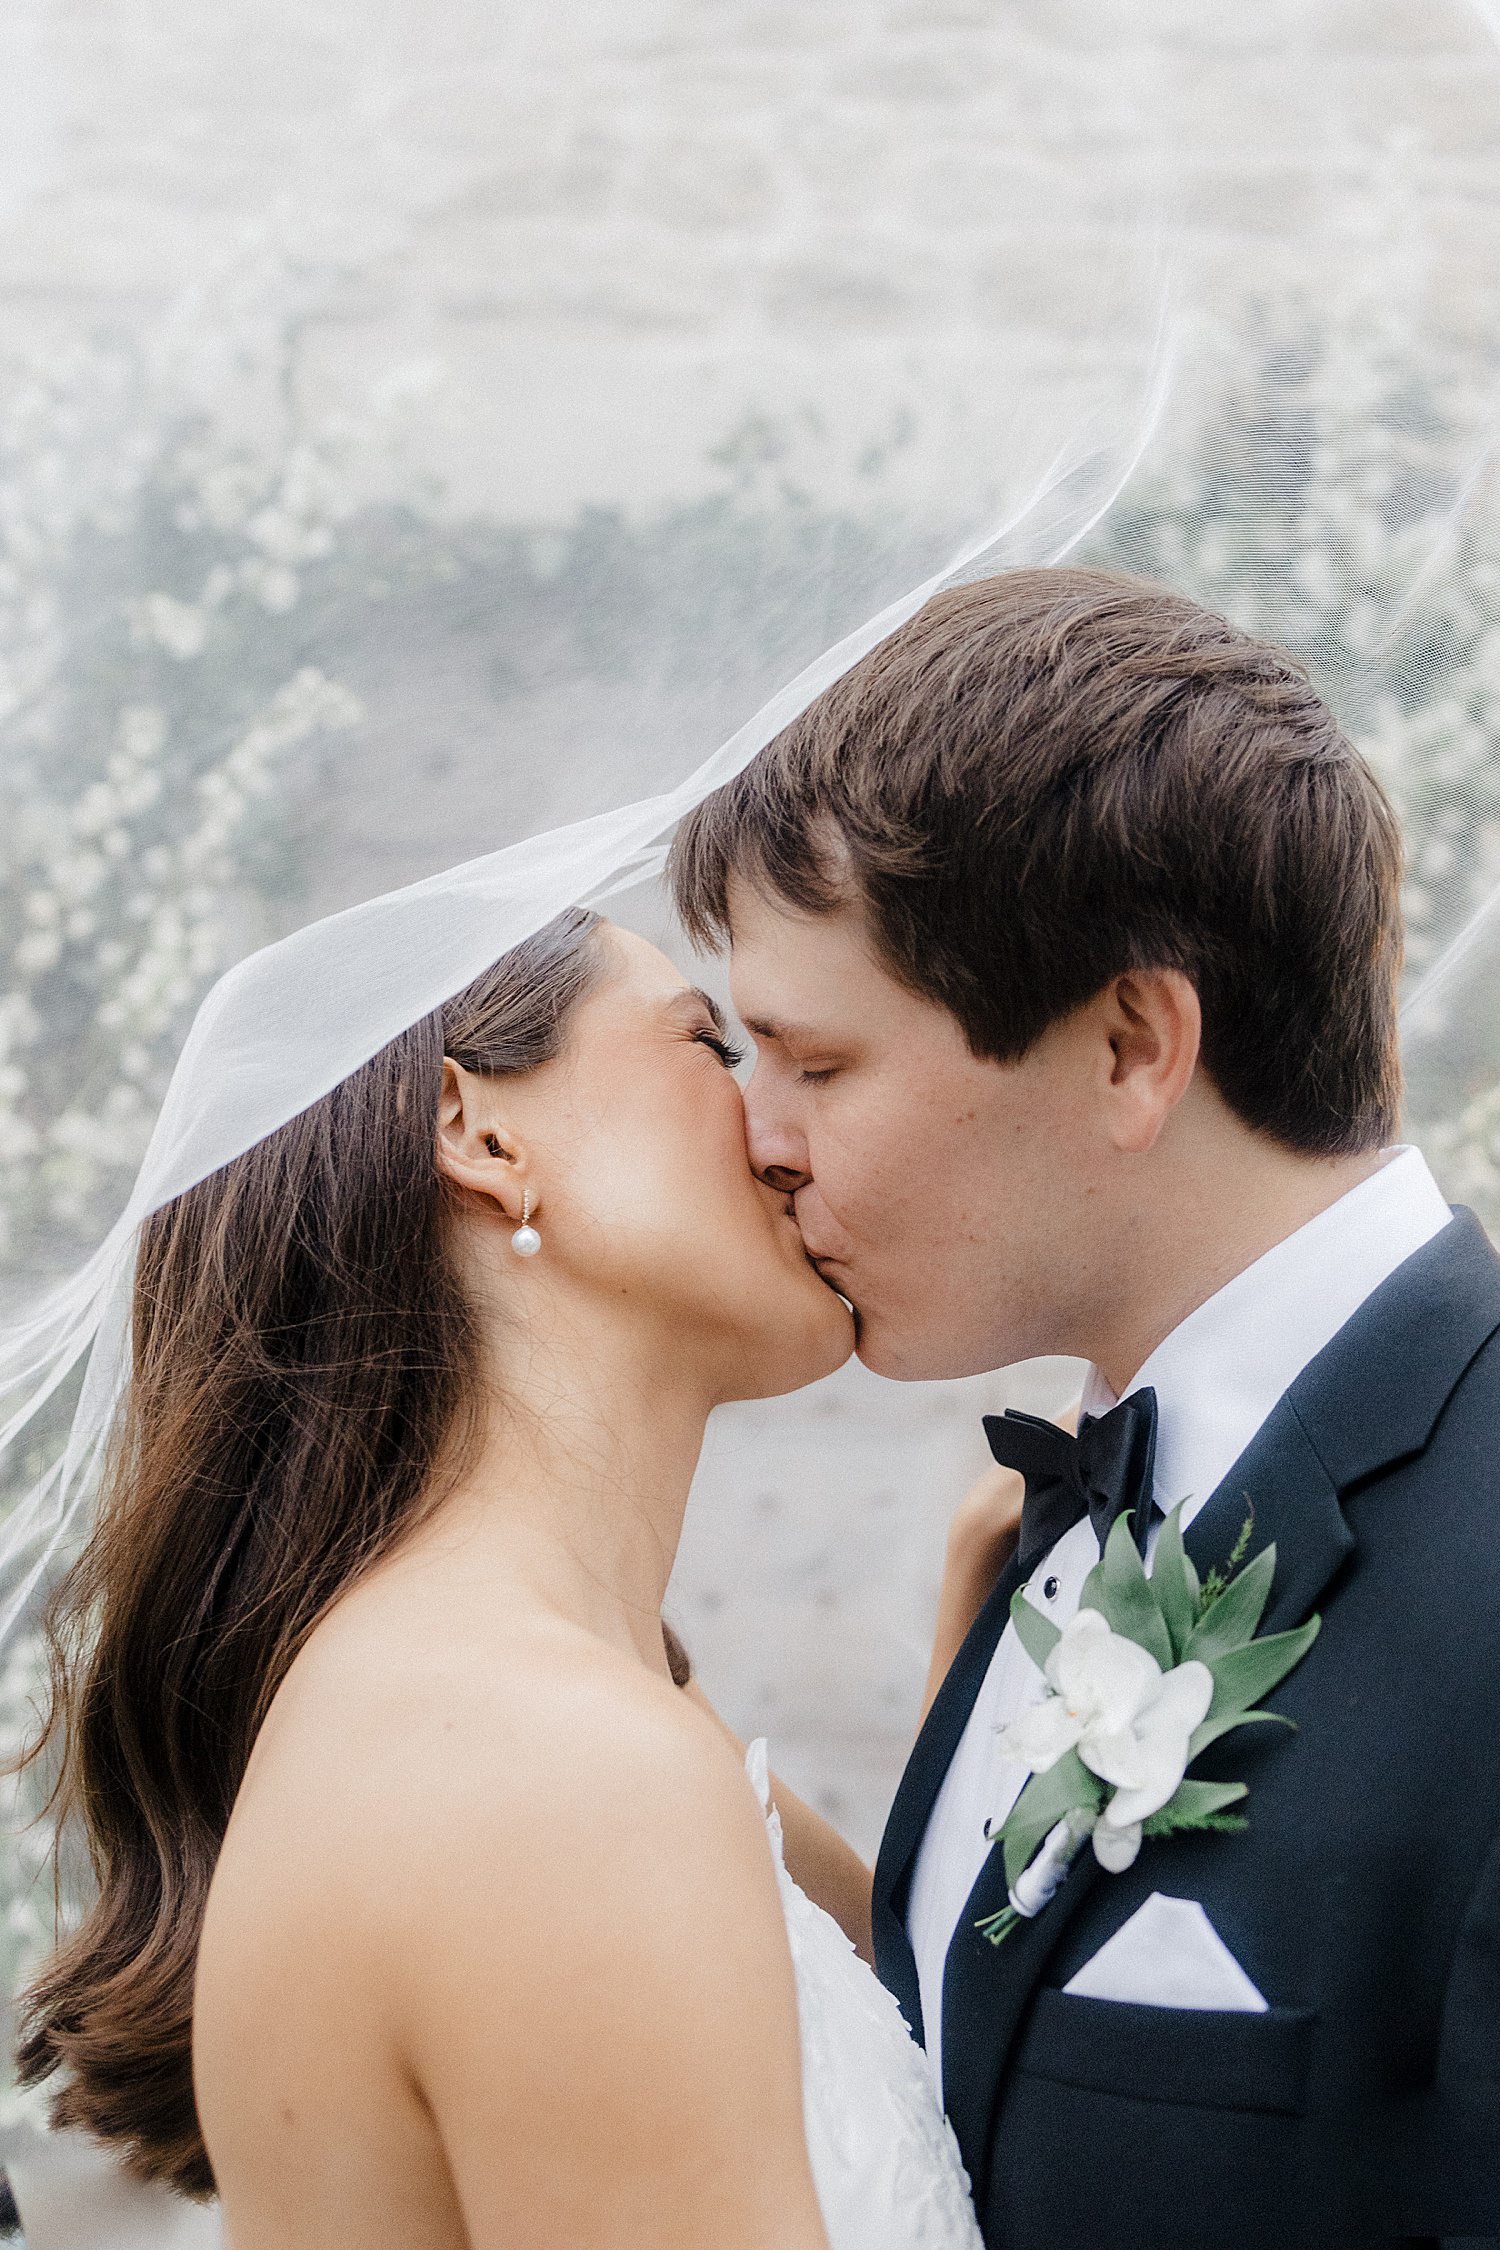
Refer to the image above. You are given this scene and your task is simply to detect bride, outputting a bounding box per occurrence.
[15,906,1016,2250]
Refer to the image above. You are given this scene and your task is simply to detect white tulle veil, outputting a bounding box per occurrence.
[1,2,1499,1779]
[0,411,1170,1645]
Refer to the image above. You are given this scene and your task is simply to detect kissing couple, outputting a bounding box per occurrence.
[14,567,1500,2248]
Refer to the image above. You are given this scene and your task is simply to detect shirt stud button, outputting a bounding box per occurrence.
[1043,1575,1061,1601]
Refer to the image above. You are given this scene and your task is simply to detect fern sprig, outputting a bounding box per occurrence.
[1196,1503,1255,1611]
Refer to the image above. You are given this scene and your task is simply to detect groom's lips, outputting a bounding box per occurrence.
[809,1242,854,1296]
[795,1224,855,1299]
[807,1250,857,1307]
[814,1261,861,1333]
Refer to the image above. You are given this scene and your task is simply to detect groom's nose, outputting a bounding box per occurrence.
[743,1078,812,1196]
[758,1158,811,1195]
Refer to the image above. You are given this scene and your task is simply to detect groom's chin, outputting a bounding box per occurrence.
[853,1307,1008,1384]
[853,1315,941,1383]
[833,1266,1002,1380]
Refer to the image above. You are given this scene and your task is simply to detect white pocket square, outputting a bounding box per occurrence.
[1062,1892,1268,2011]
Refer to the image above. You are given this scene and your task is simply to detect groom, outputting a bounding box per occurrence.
[670,568,1500,2247]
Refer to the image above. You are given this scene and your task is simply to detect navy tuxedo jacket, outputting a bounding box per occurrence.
[874,1209,1500,2247]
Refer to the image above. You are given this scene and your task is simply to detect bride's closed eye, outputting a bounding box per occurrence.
[693,1026,747,1071]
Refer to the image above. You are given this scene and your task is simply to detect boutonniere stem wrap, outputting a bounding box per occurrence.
[975,1504,1320,1947]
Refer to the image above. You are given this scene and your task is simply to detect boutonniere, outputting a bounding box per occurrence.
[975,1505,1319,1947]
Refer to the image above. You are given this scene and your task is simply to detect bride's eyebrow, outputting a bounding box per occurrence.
[666,986,731,1037]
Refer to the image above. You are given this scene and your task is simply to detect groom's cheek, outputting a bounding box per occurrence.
[812,1125,911,1268]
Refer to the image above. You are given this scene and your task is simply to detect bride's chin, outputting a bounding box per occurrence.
[724,1282,853,1401]
[791,1283,858,1386]
[703,1257,856,1398]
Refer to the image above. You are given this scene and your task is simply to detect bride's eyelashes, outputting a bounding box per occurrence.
[693,1026,747,1071]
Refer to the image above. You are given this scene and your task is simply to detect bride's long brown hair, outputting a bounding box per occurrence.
[13,909,617,2198]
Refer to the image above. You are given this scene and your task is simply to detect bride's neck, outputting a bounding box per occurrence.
[429,1297,714,1677]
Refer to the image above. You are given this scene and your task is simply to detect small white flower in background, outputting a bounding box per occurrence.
[129,591,209,660]
[998,1608,1214,1874]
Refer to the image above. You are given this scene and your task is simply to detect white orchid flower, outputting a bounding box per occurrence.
[997,1608,1214,1874]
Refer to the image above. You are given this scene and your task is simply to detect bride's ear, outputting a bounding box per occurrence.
[435,1057,532,1223]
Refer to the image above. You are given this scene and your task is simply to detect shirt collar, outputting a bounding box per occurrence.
[1080,1145,1454,1526]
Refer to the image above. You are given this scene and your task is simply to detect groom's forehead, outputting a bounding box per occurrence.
[725,891,899,1035]
[724,869,866,960]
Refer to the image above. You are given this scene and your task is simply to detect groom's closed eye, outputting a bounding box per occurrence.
[741,1015,843,1083]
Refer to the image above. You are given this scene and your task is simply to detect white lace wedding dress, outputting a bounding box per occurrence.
[745,1739,985,2250]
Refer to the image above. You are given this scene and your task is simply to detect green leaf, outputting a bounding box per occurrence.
[995,1748,1103,1890]
[1150,1502,1199,1660]
[1188,1706,1297,1760]
[1204,1615,1321,1726]
[1089,1512,1174,1669]
[1077,1554,1108,1617]
[1140,1778,1248,1836]
[1184,1543,1277,1662]
[1009,1584,1061,1676]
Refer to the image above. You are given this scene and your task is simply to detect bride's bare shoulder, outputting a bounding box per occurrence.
[203,1601,829,2247]
[218,1596,823,2219]
[230,1592,766,1930]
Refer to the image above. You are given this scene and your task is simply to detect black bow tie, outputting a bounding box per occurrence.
[982,1387,1160,1585]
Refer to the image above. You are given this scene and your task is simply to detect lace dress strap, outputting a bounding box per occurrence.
[744,1734,773,1814]
[744,1734,985,2249]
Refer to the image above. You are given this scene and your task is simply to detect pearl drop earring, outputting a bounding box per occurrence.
[510,1189,541,1259]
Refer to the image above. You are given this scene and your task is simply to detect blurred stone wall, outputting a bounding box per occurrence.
[675,1359,1083,1856]
[2,0,1493,525]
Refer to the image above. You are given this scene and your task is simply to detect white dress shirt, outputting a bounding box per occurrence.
[905,1144,1454,2098]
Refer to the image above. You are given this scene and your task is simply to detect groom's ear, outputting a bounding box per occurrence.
[1100,969,1202,1154]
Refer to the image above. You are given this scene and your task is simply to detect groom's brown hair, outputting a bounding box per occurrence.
[670,567,1403,1156]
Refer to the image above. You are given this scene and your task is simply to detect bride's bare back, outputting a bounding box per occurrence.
[195,1549,830,2250]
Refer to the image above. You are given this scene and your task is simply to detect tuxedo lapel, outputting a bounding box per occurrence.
[1183,1208,1500,1630]
[1180,1394,1348,1635]
[872,1546,1026,2044]
[1286,1204,1500,1486]
[934,1209,1500,2207]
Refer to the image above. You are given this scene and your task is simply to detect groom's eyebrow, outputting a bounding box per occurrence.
[738,1013,812,1044]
